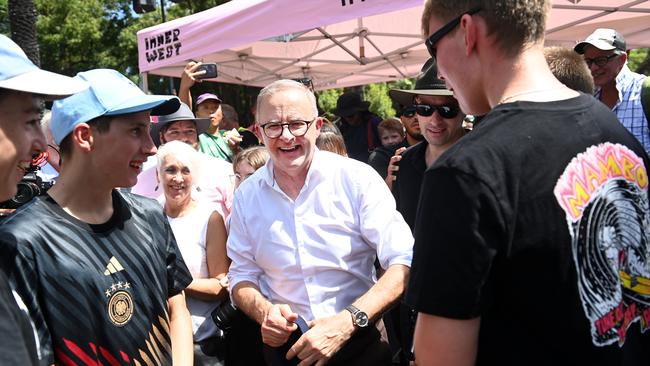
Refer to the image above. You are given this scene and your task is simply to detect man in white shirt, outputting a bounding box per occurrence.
[227,79,413,365]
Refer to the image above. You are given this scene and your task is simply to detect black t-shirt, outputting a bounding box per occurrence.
[406,94,650,365]
[0,269,38,365]
[0,190,192,365]
[392,141,427,231]
[368,141,409,179]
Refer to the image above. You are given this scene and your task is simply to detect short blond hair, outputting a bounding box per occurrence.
[544,46,595,94]
[422,0,550,57]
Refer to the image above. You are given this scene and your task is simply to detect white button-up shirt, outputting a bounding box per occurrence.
[227,150,413,321]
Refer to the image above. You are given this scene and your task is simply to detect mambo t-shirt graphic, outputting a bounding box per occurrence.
[144,28,181,63]
[554,143,650,347]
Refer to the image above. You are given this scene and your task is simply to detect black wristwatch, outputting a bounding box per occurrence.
[345,305,369,328]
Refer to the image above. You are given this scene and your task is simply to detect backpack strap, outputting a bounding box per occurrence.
[642,76,650,122]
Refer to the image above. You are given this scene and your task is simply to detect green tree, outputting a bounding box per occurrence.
[8,0,39,65]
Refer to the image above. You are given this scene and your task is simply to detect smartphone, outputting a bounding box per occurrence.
[196,63,217,79]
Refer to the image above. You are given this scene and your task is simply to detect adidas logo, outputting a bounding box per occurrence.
[104,256,125,275]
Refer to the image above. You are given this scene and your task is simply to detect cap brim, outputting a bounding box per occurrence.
[574,40,616,54]
[106,95,180,117]
[0,68,89,100]
[389,88,453,107]
[149,117,210,147]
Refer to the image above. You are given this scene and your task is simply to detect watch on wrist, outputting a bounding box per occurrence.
[345,305,369,328]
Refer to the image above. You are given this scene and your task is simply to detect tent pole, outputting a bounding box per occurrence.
[140,72,149,93]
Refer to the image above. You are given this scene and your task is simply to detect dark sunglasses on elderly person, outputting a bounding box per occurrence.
[414,104,460,119]
[425,7,482,58]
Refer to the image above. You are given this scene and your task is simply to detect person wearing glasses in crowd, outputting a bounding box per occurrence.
[574,28,650,154]
[407,1,650,366]
[0,34,87,366]
[227,79,413,365]
[385,59,466,364]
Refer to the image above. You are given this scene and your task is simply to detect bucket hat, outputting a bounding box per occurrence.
[389,58,452,107]
[333,92,370,117]
[51,69,180,144]
[0,35,88,99]
[150,102,210,146]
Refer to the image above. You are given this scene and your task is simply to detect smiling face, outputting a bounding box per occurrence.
[258,87,321,179]
[582,45,625,88]
[161,120,198,149]
[0,91,46,201]
[90,111,157,189]
[159,154,193,204]
[415,95,464,149]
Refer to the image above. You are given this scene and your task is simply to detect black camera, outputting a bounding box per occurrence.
[211,300,241,332]
[0,166,54,210]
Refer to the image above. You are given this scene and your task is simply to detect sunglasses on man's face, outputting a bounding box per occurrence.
[425,7,482,58]
[401,106,417,118]
[413,104,460,119]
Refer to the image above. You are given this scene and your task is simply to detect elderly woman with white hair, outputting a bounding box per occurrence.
[156,140,230,365]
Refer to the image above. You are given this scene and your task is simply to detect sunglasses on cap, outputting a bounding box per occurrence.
[413,104,460,119]
[425,7,482,58]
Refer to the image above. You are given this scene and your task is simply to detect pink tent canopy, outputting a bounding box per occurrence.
[137,0,650,91]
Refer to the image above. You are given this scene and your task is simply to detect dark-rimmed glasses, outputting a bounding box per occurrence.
[584,54,619,68]
[414,104,460,119]
[260,118,316,139]
[425,7,482,58]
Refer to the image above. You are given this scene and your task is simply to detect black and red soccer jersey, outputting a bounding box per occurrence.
[0,190,192,365]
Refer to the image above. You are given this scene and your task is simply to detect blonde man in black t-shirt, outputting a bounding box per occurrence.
[408,1,650,366]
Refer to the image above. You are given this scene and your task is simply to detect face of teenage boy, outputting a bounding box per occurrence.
[91,111,157,189]
[0,91,46,201]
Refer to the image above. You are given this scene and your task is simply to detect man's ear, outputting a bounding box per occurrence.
[460,13,478,57]
[71,123,93,153]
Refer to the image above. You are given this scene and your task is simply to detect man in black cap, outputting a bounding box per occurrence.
[333,92,382,162]
[575,28,650,154]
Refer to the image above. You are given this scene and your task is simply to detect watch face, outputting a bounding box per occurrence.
[355,312,369,327]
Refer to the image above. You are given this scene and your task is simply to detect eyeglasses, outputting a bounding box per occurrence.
[260,118,316,139]
[401,106,417,118]
[425,7,482,58]
[413,104,460,119]
[584,54,619,68]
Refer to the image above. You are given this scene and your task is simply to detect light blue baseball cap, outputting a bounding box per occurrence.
[0,35,88,98]
[51,69,181,144]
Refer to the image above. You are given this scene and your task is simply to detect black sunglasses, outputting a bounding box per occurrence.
[425,7,482,58]
[414,104,460,119]
[401,106,417,118]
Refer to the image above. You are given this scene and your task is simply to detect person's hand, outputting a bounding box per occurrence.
[286,311,355,366]
[181,61,206,88]
[224,128,242,149]
[219,276,230,291]
[386,146,407,181]
[261,304,298,347]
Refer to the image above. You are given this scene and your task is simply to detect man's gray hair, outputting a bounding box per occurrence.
[256,79,318,122]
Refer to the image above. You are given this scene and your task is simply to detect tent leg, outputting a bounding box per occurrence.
[140,72,149,93]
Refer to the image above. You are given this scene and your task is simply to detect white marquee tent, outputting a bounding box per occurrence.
[137,0,650,91]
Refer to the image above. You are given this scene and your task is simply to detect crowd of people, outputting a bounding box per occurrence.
[0,1,649,365]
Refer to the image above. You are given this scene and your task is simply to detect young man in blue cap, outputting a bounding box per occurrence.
[0,34,87,366]
[0,68,195,365]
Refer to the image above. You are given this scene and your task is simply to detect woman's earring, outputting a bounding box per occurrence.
[154,184,159,191]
